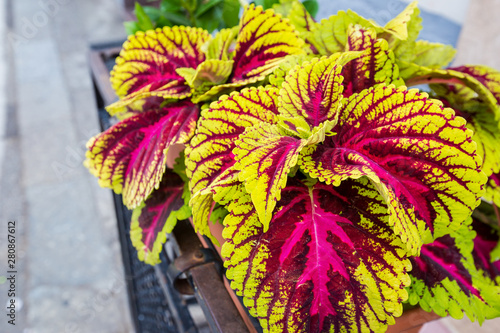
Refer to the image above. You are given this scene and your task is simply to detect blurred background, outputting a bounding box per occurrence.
[0,0,499,332]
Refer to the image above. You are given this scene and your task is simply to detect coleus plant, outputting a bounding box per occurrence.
[85,0,500,332]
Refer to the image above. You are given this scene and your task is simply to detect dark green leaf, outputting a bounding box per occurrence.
[222,0,240,27]
[143,6,162,22]
[156,16,173,27]
[160,0,182,12]
[302,0,318,18]
[163,11,192,26]
[134,2,154,31]
[195,0,224,18]
[195,6,221,31]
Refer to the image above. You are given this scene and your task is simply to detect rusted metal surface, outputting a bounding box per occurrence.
[171,220,250,333]
[168,247,220,295]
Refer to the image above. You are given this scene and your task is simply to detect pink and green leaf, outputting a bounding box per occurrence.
[85,101,199,209]
[449,65,500,105]
[107,26,211,115]
[407,220,500,322]
[268,54,315,88]
[285,0,317,53]
[229,4,305,84]
[308,10,384,55]
[234,122,308,230]
[342,25,404,96]
[485,172,500,207]
[189,167,241,245]
[113,96,166,121]
[278,54,351,129]
[458,103,500,177]
[185,86,280,235]
[193,4,306,103]
[130,170,190,265]
[222,177,411,332]
[471,218,500,285]
[299,85,486,255]
[430,84,500,178]
[406,67,500,120]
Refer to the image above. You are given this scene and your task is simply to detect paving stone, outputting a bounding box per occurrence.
[0,138,26,227]
[78,0,127,44]
[12,0,53,43]
[0,2,6,141]
[16,78,73,132]
[25,178,126,289]
[20,117,86,187]
[14,39,61,84]
[27,285,132,333]
[51,2,89,55]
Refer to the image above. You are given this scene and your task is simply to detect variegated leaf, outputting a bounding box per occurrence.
[222,177,411,333]
[299,85,486,255]
[286,0,318,53]
[230,4,304,83]
[449,65,500,105]
[309,10,384,56]
[485,172,500,207]
[185,87,280,236]
[406,67,500,120]
[114,96,165,120]
[130,170,190,265]
[430,84,500,179]
[268,54,315,88]
[278,54,348,129]
[193,4,305,103]
[86,101,198,208]
[342,25,403,96]
[472,218,500,285]
[234,122,308,230]
[107,26,210,115]
[408,219,500,322]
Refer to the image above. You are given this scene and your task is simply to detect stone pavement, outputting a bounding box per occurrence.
[0,0,499,333]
